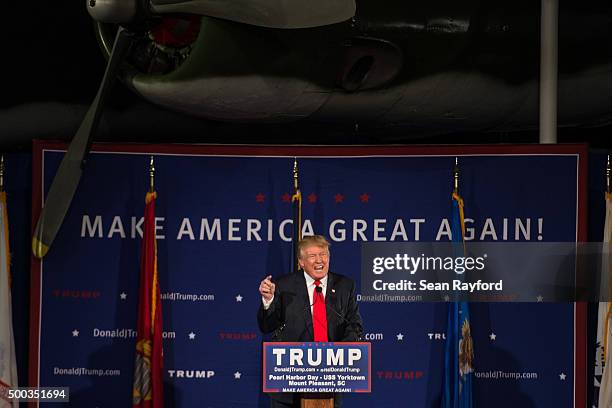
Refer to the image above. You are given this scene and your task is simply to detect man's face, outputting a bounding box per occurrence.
[299,244,330,281]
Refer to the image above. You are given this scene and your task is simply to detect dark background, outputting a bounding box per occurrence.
[3,1,612,149]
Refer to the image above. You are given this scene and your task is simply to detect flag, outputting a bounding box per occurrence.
[441,191,474,408]
[133,191,164,408]
[0,191,18,408]
[597,192,612,407]
[291,160,302,273]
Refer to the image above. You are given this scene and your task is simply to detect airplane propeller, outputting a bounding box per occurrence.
[32,0,356,258]
[32,27,135,258]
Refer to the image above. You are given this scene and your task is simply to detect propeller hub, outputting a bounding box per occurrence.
[87,0,137,24]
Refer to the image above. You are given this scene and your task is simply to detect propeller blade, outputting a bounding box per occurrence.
[32,27,134,258]
[150,0,356,29]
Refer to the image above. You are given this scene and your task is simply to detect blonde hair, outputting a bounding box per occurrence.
[297,235,330,259]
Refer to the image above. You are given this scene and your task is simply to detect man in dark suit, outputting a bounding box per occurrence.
[257,235,363,408]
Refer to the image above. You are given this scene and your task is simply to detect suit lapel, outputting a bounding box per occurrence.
[296,272,314,340]
[326,272,336,341]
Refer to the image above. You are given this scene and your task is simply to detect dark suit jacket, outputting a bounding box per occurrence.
[257,271,363,342]
[257,271,364,406]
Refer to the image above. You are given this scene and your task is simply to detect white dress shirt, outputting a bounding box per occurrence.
[304,273,328,313]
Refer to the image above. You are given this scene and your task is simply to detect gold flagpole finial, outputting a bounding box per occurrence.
[453,157,459,193]
[607,154,611,194]
[0,155,4,192]
[149,155,155,193]
[293,157,299,190]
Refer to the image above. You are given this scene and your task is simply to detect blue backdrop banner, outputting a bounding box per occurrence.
[30,143,587,408]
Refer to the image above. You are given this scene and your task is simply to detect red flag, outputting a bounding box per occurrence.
[133,191,164,408]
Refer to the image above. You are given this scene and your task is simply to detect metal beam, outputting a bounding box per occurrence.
[539,0,558,144]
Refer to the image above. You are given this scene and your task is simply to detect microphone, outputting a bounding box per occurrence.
[272,323,286,341]
[327,290,363,342]
[326,291,347,324]
[315,286,347,325]
[303,286,328,335]
[304,289,320,315]
[302,295,319,337]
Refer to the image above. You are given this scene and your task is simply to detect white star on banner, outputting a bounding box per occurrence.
[188,332,196,340]
[236,294,243,302]
[396,333,404,341]
[489,333,496,341]
[537,295,544,302]
[120,292,127,300]
[443,295,450,302]
[559,373,567,381]
[72,329,79,337]
[234,371,242,379]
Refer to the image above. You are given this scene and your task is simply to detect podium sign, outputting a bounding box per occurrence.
[262,342,371,393]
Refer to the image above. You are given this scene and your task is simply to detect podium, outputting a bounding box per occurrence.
[300,392,334,408]
[262,342,371,407]
[300,393,334,408]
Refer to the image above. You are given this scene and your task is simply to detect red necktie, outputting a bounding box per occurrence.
[313,280,328,342]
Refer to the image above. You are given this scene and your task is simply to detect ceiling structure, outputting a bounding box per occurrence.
[3,1,612,149]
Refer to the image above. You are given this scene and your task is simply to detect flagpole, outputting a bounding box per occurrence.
[0,156,7,289]
[293,157,298,191]
[604,154,612,345]
[453,157,459,194]
[0,155,4,192]
[442,156,473,408]
[607,154,610,194]
[0,153,17,400]
[599,156,612,407]
[134,155,163,408]
[1,156,5,285]
[292,158,302,273]
[293,157,301,241]
[149,155,155,193]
